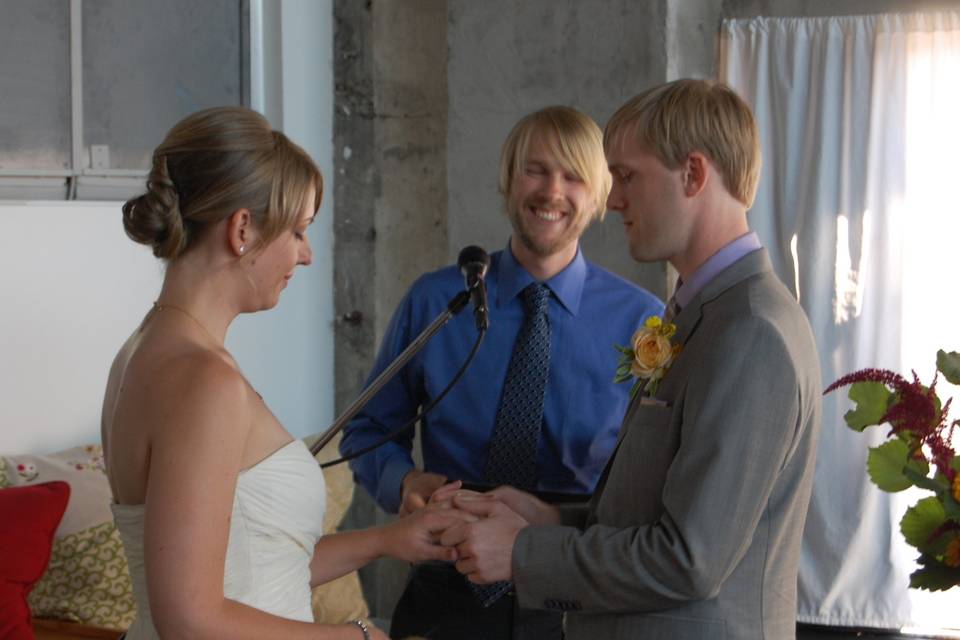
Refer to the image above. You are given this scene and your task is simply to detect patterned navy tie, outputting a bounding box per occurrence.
[472,282,551,607]
[485,282,551,489]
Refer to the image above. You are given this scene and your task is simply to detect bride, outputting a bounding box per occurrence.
[101,106,467,639]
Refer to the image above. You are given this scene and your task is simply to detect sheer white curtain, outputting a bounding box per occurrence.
[720,12,960,631]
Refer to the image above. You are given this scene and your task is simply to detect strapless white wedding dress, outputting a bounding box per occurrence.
[112,440,326,639]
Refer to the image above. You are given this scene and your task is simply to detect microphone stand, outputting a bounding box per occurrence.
[309,289,472,456]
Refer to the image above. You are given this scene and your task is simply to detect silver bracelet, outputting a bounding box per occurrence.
[349,618,371,640]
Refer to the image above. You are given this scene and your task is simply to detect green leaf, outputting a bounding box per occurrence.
[909,554,960,591]
[867,440,926,492]
[902,464,942,493]
[844,382,894,432]
[943,491,960,521]
[933,468,954,491]
[895,430,919,447]
[937,350,960,385]
[900,496,947,551]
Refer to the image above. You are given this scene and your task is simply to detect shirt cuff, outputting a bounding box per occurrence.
[377,456,416,514]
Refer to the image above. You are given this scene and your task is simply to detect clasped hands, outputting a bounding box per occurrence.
[396,470,561,585]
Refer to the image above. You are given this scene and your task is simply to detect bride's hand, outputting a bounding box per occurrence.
[380,502,477,564]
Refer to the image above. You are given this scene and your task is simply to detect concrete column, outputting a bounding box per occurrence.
[333,0,448,619]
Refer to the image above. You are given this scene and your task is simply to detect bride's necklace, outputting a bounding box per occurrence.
[153,301,220,344]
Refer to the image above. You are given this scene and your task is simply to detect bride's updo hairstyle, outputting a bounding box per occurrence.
[122,106,322,260]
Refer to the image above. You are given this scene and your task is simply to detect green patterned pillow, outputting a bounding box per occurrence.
[1,445,135,630]
[28,521,135,627]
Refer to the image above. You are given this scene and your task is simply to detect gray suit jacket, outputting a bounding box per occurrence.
[513,249,822,639]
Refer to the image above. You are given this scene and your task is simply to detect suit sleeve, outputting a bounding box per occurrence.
[339,287,423,514]
[513,316,806,613]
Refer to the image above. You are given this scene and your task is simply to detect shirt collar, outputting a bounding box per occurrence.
[496,239,587,315]
[674,232,762,309]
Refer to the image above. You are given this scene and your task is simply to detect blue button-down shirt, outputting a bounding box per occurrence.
[340,243,664,513]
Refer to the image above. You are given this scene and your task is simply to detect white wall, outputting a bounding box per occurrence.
[0,199,332,456]
[231,0,336,450]
[0,202,162,452]
[0,0,336,455]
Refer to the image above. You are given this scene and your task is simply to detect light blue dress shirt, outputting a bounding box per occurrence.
[674,232,762,308]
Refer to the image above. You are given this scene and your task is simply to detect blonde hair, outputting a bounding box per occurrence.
[498,106,611,222]
[122,106,322,260]
[604,79,761,208]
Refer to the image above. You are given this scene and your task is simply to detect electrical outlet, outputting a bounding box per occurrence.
[90,145,110,170]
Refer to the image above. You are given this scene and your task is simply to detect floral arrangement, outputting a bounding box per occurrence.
[615,315,682,397]
[825,349,960,591]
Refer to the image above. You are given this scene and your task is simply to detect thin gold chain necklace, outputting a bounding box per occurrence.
[153,301,220,344]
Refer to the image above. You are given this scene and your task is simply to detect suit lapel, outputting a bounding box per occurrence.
[588,249,776,516]
[608,279,708,452]
[668,248,773,344]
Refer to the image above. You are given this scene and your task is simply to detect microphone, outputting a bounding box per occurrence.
[457,245,490,331]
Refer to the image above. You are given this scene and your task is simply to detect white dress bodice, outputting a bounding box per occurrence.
[112,439,326,638]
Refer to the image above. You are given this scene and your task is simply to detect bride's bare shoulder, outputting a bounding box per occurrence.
[111,335,251,436]
[156,345,248,408]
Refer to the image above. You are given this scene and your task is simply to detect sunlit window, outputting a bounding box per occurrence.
[898,23,960,633]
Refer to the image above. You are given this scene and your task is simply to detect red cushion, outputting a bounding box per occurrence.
[0,481,70,640]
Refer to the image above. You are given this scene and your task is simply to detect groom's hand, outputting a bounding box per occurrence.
[488,485,561,525]
[440,496,528,584]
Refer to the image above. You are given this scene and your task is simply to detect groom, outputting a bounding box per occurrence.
[441,79,823,639]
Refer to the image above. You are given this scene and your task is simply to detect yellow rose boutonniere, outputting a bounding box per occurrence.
[615,315,682,397]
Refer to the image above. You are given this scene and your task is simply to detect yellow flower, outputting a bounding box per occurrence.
[946,539,960,568]
[631,327,676,380]
[614,314,681,397]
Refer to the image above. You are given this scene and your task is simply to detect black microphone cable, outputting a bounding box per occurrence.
[319,323,486,469]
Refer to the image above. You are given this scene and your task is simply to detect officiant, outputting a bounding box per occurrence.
[339,105,662,640]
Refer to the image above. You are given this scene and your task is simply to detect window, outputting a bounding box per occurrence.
[0,0,249,200]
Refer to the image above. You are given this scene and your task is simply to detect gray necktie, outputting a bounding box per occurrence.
[663,294,681,324]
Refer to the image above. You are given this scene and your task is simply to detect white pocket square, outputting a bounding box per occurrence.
[639,396,670,408]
